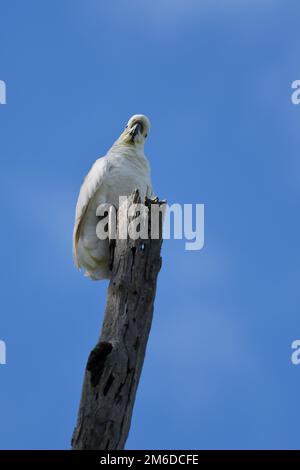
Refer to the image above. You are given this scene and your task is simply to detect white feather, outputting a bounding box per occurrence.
[73,114,153,280]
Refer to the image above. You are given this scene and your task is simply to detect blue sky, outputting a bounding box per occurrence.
[0,0,300,450]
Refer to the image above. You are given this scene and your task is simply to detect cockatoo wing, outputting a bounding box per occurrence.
[73,157,110,267]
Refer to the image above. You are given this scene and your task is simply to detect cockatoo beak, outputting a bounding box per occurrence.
[129,121,143,140]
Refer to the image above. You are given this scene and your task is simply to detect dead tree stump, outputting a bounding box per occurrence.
[71,190,164,450]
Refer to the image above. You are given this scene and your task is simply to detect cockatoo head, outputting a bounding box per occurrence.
[118,114,151,146]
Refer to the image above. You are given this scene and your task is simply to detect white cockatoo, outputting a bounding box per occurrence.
[73,114,153,280]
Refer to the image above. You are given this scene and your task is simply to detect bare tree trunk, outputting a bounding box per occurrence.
[71,191,164,450]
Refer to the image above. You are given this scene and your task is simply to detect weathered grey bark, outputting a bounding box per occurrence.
[71,191,164,450]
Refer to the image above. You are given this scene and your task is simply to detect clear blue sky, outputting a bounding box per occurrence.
[0,0,300,450]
